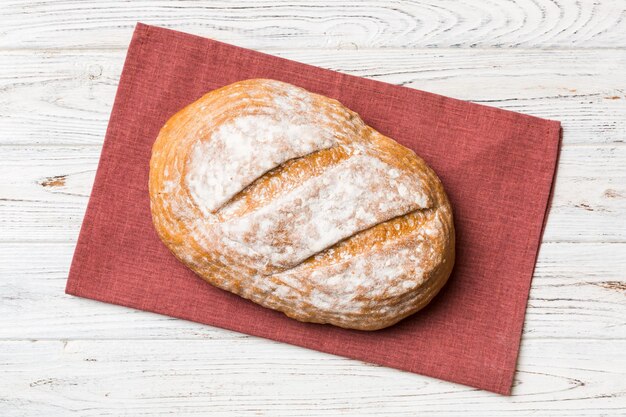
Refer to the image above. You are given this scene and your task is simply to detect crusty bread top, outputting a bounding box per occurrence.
[149,79,455,330]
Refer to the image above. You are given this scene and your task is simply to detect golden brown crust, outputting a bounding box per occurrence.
[149,79,455,330]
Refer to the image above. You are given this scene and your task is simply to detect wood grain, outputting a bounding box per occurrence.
[2,49,625,146]
[1,0,626,50]
[2,0,626,412]
[1,339,625,416]
[1,145,624,243]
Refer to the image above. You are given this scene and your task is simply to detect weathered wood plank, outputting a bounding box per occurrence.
[1,0,626,50]
[1,1,624,413]
[1,241,624,341]
[1,145,624,243]
[2,49,625,146]
[0,338,624,415]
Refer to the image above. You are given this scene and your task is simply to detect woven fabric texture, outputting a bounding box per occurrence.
[66,23,561,394]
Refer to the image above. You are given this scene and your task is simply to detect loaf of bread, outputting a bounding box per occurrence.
[149,79,454,330]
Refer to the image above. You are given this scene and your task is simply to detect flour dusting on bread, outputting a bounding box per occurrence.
[149,78,455,330]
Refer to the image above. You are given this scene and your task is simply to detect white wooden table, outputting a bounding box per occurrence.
[1,1,625,415]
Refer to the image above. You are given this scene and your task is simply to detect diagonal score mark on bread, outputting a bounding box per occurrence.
[216,145,352,219]
[149,79,455,330]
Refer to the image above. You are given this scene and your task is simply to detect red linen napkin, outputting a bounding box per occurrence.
[66,23,561,395]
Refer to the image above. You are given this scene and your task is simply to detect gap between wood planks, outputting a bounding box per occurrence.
[2,47,626,51]
[3,48,625,147]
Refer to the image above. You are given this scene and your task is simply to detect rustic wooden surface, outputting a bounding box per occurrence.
[1,1,625,415]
